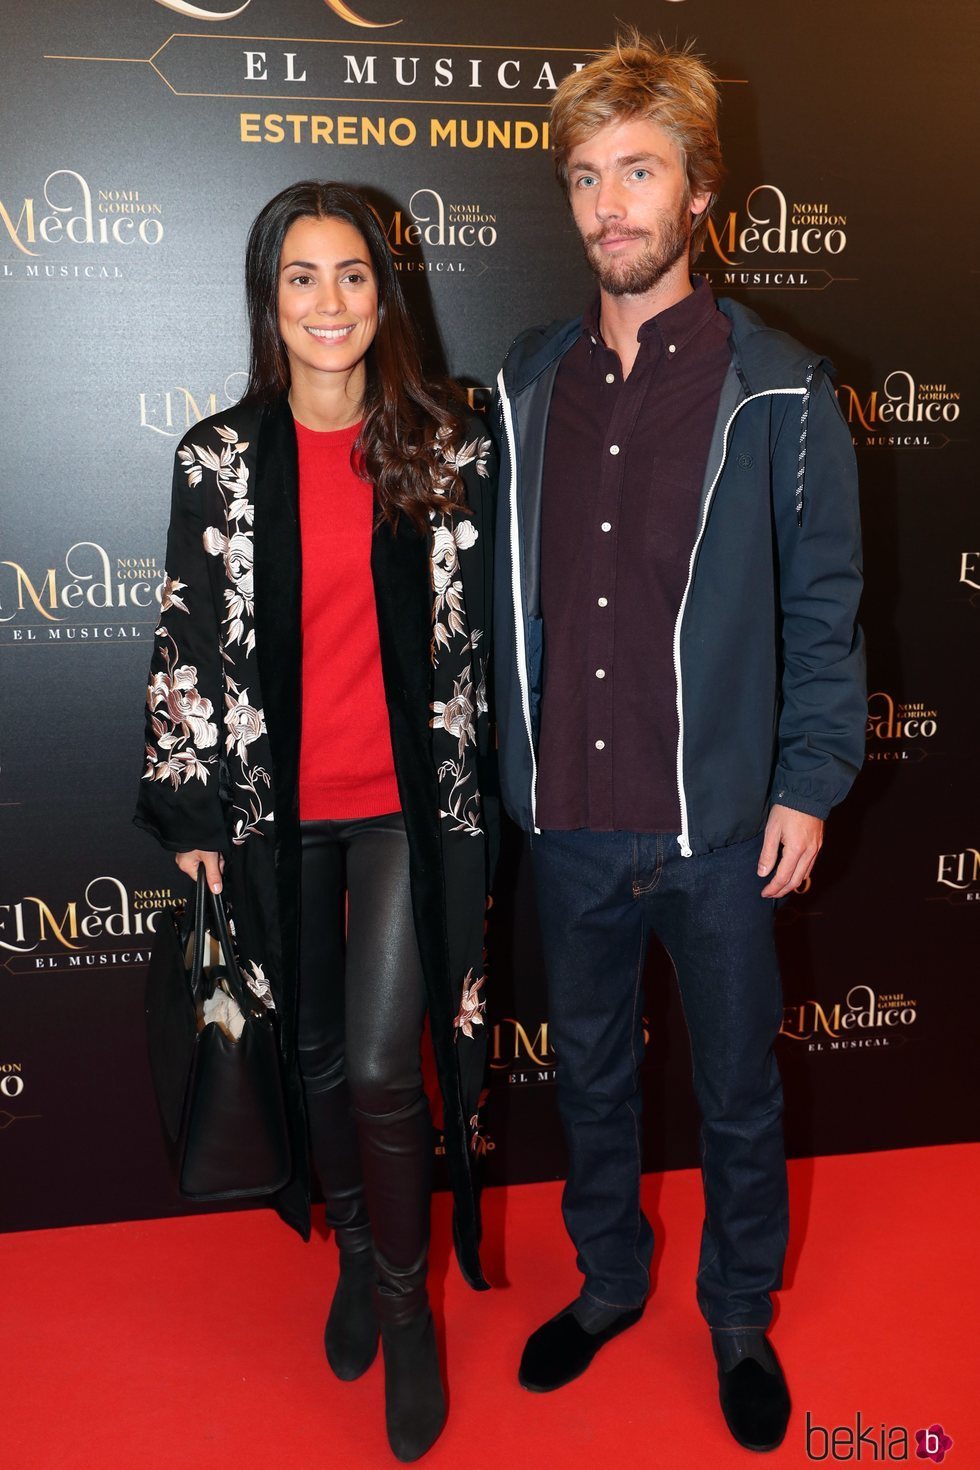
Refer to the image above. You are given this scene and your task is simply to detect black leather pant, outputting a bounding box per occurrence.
[297,813,430,1273]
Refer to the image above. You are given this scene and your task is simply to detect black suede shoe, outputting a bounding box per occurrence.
[712,1331,790,1452]
[519,1303,645,1393]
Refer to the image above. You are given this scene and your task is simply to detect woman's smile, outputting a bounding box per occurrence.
[304,323,357,342]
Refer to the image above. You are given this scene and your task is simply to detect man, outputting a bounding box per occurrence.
[492,32,864,1453]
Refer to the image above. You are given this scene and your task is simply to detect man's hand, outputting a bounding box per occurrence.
[758,805,824,899]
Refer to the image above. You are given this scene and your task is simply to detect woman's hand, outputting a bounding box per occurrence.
[175,849,224,892]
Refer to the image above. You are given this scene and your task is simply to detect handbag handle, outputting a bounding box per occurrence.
[188,863,209,1002]
[190,865,267,1022]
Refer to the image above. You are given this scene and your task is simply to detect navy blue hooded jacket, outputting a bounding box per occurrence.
[492,296,865,855]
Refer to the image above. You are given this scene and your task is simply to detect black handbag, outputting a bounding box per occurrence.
[145,867,292,1200]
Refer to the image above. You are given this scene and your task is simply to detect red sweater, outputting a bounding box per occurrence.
[295,418,401,821]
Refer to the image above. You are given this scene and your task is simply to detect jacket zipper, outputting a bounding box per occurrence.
[673,387,806,857]
[497,370,540,832]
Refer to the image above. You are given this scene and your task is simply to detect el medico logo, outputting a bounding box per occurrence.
[837,370,961,449]
[0,169,165,279]
[934,848,980,904]
[489,1014,651,1084]
[139,371,247,437]
[383,188,497,277]
[699,184,850,290]
[865,692,939,764]
[959,552,980,606]
[490,1017,557,1085]
[0,877,179,974]
[0,541,165,645]
[781,984,917,1053]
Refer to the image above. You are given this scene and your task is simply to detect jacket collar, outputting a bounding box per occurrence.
[252,392,302,824]
[503,293,831,401]
[501,316,582,397]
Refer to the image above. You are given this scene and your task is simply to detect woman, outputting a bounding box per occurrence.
[135,181,496,1463]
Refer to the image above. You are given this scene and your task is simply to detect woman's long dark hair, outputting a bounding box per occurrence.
[244,180,467,530]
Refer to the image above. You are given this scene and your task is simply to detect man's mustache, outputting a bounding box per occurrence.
[585,226,651,247]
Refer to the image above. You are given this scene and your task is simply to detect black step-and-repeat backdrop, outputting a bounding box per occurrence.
[2,1,977,1232]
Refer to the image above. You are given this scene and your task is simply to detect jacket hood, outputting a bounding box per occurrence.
[716,296,833,393]
[502,293,832,399]
[500,317,581,396]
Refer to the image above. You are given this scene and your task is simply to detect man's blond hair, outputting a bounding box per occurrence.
[551,29,724,259]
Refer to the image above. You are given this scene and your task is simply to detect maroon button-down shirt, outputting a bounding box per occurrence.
[537,276,732,832]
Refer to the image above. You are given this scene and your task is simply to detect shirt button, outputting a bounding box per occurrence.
[595,739,605,750]
[601,521,611,533]
[605,373,615,384]
[668,344,676,354]
[595,668,605,679]
[597,596,608,607]
[609,444,620,455]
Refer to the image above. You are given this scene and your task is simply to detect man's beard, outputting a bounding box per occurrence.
[583,202,691,297]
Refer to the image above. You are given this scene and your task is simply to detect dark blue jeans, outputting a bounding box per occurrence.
[531,828,788,1331]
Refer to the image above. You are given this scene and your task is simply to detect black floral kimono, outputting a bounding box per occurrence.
[135,393,497,1289]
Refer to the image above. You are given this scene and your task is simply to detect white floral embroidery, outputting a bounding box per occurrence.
[426,430,492,1059]
[143,629,218,788]
[434,665,482,836]
[432,671,476,758]
[181,426,256,658]
[175,425,270,845]
[243,960,275,1011]
[224,677,273,844]
[160,573,188,615]
[224,687,266,761]
[454,969,486,1040]
[430,426,493,490]
[427,433,490,666]
[427,432,490,841]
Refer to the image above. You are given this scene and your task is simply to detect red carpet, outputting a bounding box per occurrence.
[4,1145,974,1469]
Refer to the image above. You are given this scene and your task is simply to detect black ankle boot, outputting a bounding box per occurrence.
[301,1074,380,1381]
[374,1250,446,1463]
[324,1222,379,1381]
